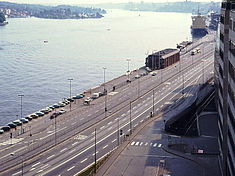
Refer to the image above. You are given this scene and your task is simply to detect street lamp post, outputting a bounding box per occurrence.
[94,128,97,173]
[126,59,131,81]
[129,101,132,135]
[103,67,107,115]
[18,94,24,119]
[68,78,73,111]
[152,89,155,115]
[202,60,205,84]
[117,116,120,146]
[10,153,24,176]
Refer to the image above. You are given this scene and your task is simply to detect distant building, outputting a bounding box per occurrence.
[145,48,180,70]
[215,1,235,176]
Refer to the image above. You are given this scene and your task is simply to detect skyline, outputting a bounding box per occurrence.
[4,0,222,5]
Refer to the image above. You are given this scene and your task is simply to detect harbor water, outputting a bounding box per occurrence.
[0,9,191,125]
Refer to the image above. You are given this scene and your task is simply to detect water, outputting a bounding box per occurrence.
[0,9,192,125]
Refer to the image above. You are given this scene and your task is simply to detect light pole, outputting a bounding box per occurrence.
[68,78,73,111]
[126,59,131,82]
[18,94,24,119]
[117,116,120,146]
[137,69,140,98]
[152,89,155,115]
[10,153,24,176]
[202,60,205,84]
[94,128,97,173]
[103,67,107,114]
[129,101,132,135]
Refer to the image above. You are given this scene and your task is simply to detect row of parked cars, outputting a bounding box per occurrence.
[0,94,86,134]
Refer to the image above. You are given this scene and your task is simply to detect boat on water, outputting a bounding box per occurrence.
[191,11,208,38]
[0,21,8,26]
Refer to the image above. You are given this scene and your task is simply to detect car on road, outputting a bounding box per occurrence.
[126,78,131,83]
[35,111,44,117]
[0,129,4,134]
[84,97,92,105]
[48,105,55,110]
[135,75,140,79]
[30,113,39,119]
[20,118,29,123]
[58,109,66,115]
[151,72,157,76]
[50,112,60,119]
[12,120,22,126]
[1,126,10,132]
[7,123,17,128]
[58,102,66,107]
[40,108,50,114]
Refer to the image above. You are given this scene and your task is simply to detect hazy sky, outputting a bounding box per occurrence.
[5,0,222,5]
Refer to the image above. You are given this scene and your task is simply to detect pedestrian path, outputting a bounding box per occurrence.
[130,141,162,148]
[0,138,24,146]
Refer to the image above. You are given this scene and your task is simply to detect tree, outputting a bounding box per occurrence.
[0,12,6,23]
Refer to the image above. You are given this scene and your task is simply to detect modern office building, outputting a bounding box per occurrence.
[215,1,235,176]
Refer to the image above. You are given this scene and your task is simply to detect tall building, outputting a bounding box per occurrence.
[215,1,235,176]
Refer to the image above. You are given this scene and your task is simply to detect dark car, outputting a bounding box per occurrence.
[50,112,60,119]
[25,116,33,121]
[7,123,17,128]
[67,98,74,102]
[1,126,10,132]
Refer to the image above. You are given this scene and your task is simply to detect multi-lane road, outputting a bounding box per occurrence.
[0,33,215,176]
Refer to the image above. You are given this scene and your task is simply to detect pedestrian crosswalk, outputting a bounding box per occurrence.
[130,141,162,148]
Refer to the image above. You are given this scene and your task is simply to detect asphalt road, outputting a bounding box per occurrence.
[0,33,215,176]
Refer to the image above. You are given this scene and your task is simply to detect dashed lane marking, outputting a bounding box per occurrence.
[112,139,117,143]
[103,145,108,149]
[67,166,75,171]
[158,144,162,147]
[131,141,135,146]
[69,149,76,154]
[60,148,67,153]
[12,171,21,176]
[80,158,88,163]
[72,142,78,146]
[92,151,99,156]
[32,162,41,167]
[47,155,55,160]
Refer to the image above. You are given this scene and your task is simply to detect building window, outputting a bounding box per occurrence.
[220,32,224,43]
[230,19,233,30]
[220,15,224,24]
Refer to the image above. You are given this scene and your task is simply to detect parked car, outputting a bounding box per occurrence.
[30,113,39,119]
[35,111,44,117]
[67,98,74,102]
[48,106,55,110]
[40,108,50,114]
[62,100,70,105]
[0,129,4,134]
[1,126,10,132]
[7,123,17,128]
[24,116,33,121]
[151,72,157,76]
[12,120,22,126]
[92,93,100,99]
[58,109,66,115]
[20,118,29,123]
[135,75,140,79]
[58,102,66,107]
[84,97,92,105]
[73,94,85,99]
[52,104,60,108]
[126,78,131,83]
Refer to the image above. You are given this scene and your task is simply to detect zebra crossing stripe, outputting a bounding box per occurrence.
[139,142,143,146]
[153,143,157,147]
[131,141,135,145]
[158,144,162,147]
[135,142,139,146]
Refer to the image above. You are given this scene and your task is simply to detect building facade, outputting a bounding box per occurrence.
[215,1,235,176]
[145,48,180,70]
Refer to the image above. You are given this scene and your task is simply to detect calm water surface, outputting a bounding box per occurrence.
[0,9,191,125]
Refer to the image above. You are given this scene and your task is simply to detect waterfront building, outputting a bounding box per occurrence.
[215,1,235,176]
[145,48,180,70]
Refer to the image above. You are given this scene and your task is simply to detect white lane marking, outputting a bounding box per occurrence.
[108,122,112,125]
[100,126,105,130]
[69,149,76,154]
[103,145,108,149]
[67,166,75,171]
[92,131,95,135]
[133,106,137,110]
[41,164,49,169]
[60,148,67,152]
[122,119,125,122]
[160,105,163,108]
[139,142,143,146]
[158,144,162,147]
[134,124,138,128]
[107,126,113,131]
[80,158,88,163]
[145,142,148,146]
[144,104,148,107]
[32,162,41,167]
[135,142,139,146]
[112,139,117,143]
[150,143,153,146]
[153,143,157,147]
[121,114,125,117]
[40,127,67,140]
[115,118,118,121]
[37,169,44,173]
[30,168,36,171]
[131,141,135,145]
[72,142,78,146]
[81,118,84,120]
[140,120,143,123]
[47,155,55,160]
[12,171,21,176]
[92,151,99,156]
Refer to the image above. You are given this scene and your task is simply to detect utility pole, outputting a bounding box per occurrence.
[103,67,107,116]
[152,89,155,115]
[126,59,131,81]
[117,116,120,146]
[68,78,73,111]
[129,101,132,135]
[94,128,97,173]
